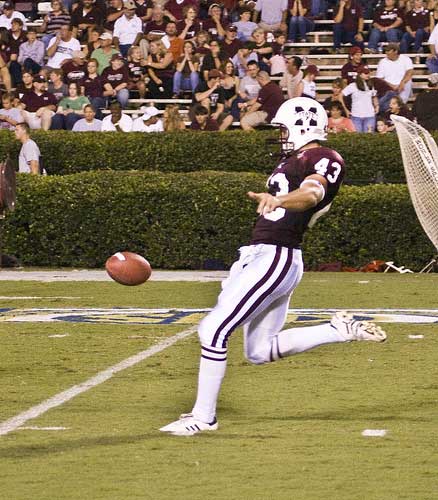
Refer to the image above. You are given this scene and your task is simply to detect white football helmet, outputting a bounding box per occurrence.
[271,97,328,155]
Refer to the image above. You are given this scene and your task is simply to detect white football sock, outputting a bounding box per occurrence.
[275,323,347,359]
[191,345,227,424]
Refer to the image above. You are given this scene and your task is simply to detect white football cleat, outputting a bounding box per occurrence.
[159,413,218,436]
[331,311,387,342]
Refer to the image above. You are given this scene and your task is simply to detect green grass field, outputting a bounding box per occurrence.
[1,273,438,500]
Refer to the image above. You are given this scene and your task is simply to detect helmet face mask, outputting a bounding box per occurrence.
[271,97,328,156]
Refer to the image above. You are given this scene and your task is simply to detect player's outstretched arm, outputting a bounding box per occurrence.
[248,175,327,215]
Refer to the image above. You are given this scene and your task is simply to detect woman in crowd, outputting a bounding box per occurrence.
[84,28,103,58]
[15,71,35,101]
[376,117,391,134]
[48,68,68,102]
[251,28,273,73]
[127,45,148,99]
[147,40,175,99]
[173,41,200,97]
[219,60,239,112]
[51,82,90,130]
[177,6,202,41]
[328,101,356,133]
[163,103,186,131]
[323,77,350,116]
[83,58,105,118]
[341,65,379,132]
[200,39,228,81]
[39,0,71,49]
[384,95,414,129]
[194,30,211,56]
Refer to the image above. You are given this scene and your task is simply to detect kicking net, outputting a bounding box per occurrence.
[391,115,438,250]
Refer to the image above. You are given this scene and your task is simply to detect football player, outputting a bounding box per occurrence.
[160,97,387,436]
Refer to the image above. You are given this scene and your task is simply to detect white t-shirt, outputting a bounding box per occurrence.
[19,139,40,174]
[72,118,103,132]
[343,82,376,118]
[113,15,142,45]
[255,0,288,25]
[302,78,316,98]
[0,11,27,30]
[428,23,438,52]
[376,55,413,86]
[101,113,133,132]
[132,117,164,132]
[47,36,81,69]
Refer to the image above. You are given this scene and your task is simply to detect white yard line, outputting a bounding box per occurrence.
[0,326,197,437]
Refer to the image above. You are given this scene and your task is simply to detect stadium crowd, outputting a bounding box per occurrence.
[0,0,438,135]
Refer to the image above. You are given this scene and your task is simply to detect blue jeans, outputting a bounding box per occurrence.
[119,44,132,58]
[173,71,200,94]
[89,96,107,119]
[426,56,438,73]
[23,57,42,75]
[288,16,315,41]
[51,112,82,130]
[311,0,327,16]
[351,115,376,132]
[400,28,428,53]
[116,88,130,108]
[367,28,401,51]
[333,24,364,50]
[42,33,55,49]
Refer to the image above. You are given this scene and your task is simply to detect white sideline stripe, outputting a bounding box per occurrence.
[0,326,197,437]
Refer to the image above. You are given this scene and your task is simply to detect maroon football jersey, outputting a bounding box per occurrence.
[251,146,345,249]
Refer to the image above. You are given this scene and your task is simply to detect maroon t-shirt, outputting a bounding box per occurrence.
[165,0,199,21]
[220,38,242,58]
[176,19,202,39]
[404,8,431,30]
[190,117,219,131]
[8,31,27,53]
[61,61,88,85]
[200,17,229,39]
[371,77,393,98]
[102,65,130,87]
[373,7,402,28]
[83,74,104,98]
[71,6,104,26]
[341,61,367,83]
[335,0,363,31]
[257,82,285,122]
[105,7,123,31]
[21,91,58,112]
[135,0,153,18]
[251,146,345,249]
[144,19,168,34]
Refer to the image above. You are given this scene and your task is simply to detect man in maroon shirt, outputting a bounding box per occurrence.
[333,0,364,52]
[20,75,57,130]
[220,25,242,58]
[240,71,284,130]
[367,0,403,52]
[71,0,104,42]
[190,103,220,130]
[61,50,88,85]
[341,46,366,84]
[102,53,130,108]
[400,0,433,53]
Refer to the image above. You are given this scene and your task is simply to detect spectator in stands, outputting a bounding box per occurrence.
[48,68,68,101]
[102,53,130,108]
[251,28,273,73]
[328,101,356,132]
[367,0,403,53]
[135,0,152,23]
[177,6,202,41]
[235,60,261,119]
[127,45,148,98]
[72,103,102,131]
[252,0,288,33]
[231,41,258,78]
[20,74,57,130]
[173,40,200,97]
[51,81,90,129]
[0,28,18,88]
[221,25,243,58]
[323,77,350,114]
[426,12,438,72]
[234,7,258,41]
[144,4,168,38]
[220,60,239,111]
[370,72,397,112]
[162,21,184,62]
[269,30,287,75]
[101,100,132,131]
[341,65,379,131]
[163,103,186,130]
[240,70,284,130]
[376,43,413,102]
[113,0,143,57]
[146,39,175,98]
[200,39,228,81]
[105,0,125,32]
[400,0,433,53]
[40,1,72,50]
[17,27,45,77]
[341,46,365,84]
[0,93,21,130]
[288,0,315,43]
[132,105,164,131]
[190,103,220,130]
[15,122,41,175]
[61,50,88,84]
[280,55,303,98]
[194,30,211,55]
[9,18,27,54]
[202,3,228,40]
[412,72,438,129]
[84,27,103,57]
[193,68,234,130]
[0,2,26,31]
[376,117,391,134]
[333,0,364,53]
[164,0,199,23]
[384,94,413,127]
[15,71,34,100]
[295,64,319,98]
[83,58,105,116]
[46,24,81,70]
[91,32,118,75]
[71,0,104,42]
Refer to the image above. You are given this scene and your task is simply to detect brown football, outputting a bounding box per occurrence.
[105,251,152,286]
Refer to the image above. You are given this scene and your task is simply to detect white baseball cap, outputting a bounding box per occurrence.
[141,106,161,120]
